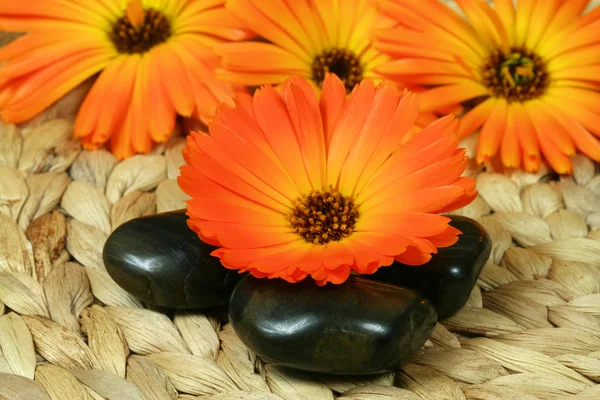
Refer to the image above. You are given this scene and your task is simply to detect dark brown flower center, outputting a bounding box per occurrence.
[289,187,359,245]
[312,48,363,93]
[110,8,171,54]
[482,47,549,102]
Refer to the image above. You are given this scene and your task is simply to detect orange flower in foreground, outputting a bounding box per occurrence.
[178,75,477,285]
[374,0,600,174]
[0,0,249,159]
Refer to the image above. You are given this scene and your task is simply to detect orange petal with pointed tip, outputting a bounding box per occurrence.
[126,0,145,29]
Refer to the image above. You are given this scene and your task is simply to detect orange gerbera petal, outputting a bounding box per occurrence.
[313,265,349,285]
[129,54,153,154]
[145,50,176,142]
[353,233,412,257]
[180,75,476,285]
[418,81,489,112]
[523,0,562,50]
[357,213,451,237]
[0,0,250,159]
[379,0,484,57]
[545,95,600,138]
[476,98,507,165]
[281,77,328,190]
[543,0,590,40]
[216,42,308,74]
[456,0,509,52]
[77,55,137,147]
[182,134,295,210]
[320,73,348,149]
[174,6,252,41]
[500,105,521,169]
[169,35,240,120]
[338,82,401,195]
[357,115,461,202]
[364,142,467,192]
[526,100,576,156]
[428,225,463,247]
[394,244,433,266]
[513,0,537,46]
[211,120,299,202]
[540,102,600,162]
[458,97,496,138]
[435,177,478,214]
[375,58,474,78]
[342,238,392,275]
[370,186,469,216]
[0,0,114,31]
[360,154,471,215]
[326,79,377,187]
[375,0,600,174]
[193,221,295,249]
[1,49,112,123]
[532,123,573,175]
[188,197,286,227]
[494,0,515,43]
[253,86,313,193]
[217,242,307,272]
[109,103,136,160]
[352,91,420,196]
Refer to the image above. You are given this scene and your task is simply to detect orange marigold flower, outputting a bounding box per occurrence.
[178,74,477,286]
[215,0,394,93]
[374,0,600,174]
[0,0,249,159]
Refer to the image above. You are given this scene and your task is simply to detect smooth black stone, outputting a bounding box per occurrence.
[103,210,241,309]
[365,215,491,319]
[229,275,437,375]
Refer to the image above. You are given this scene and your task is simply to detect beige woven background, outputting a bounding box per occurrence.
[2,2,600,397]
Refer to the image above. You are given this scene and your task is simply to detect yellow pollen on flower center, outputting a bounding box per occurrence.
[110,0,171,54]
[289,187,359,245]
[482,47,549,102]
[312,48,363,93]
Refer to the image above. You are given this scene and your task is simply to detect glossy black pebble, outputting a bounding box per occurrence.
[103,210,241,309]
[365,215,491,319]
[229,275,437,375]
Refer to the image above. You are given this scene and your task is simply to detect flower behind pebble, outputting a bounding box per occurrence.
[216,0,392,92]
[374,0,600,174]
[179,74,476,285]
[0,0,249,159]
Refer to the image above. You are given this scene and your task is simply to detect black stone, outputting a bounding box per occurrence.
[229,275,437,375]
[103,210,241,309]
[365,215,491,319]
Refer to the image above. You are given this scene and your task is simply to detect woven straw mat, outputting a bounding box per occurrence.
[2,38,600,400]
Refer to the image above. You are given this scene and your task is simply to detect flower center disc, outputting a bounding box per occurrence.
[482,47,549,102]
[290,188,359,245]
[312,48,363,93]
[110,8,171,54]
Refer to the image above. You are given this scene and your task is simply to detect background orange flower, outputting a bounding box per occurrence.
[0,0,250,159]
[374,0,600,174]
[216,0,393,92]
